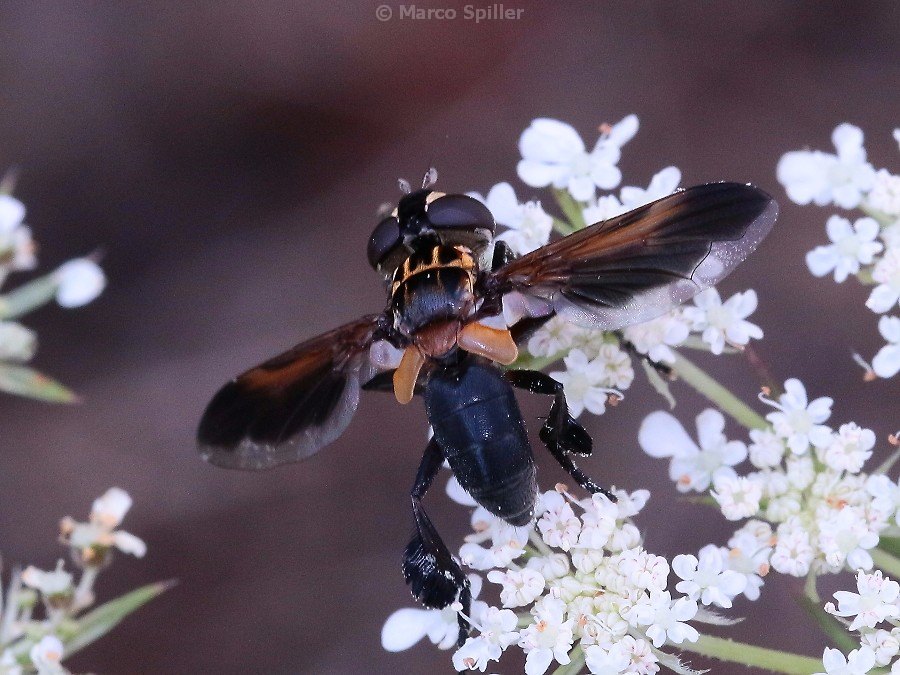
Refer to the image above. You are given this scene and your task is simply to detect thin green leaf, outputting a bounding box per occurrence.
[63,580,175,657]
[0,364,77,403]
[878,536,900,559]
[0,273,59,320]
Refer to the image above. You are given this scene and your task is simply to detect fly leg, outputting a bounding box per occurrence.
[403,438,472,646]
[505,369,617,502]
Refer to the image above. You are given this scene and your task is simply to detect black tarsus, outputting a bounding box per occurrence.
[403,438,472,646]
[504,369,617,502]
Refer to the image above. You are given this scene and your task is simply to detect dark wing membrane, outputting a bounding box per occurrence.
[487,183,777,330]
[197,315,382,470]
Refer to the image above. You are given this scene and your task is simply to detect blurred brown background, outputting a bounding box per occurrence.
[0,1,898,672]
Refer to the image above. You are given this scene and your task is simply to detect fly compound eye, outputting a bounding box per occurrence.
[426,194,496,234]
[367,216,402,268]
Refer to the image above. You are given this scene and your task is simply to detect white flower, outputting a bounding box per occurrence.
[626,590,699,648]
[0,321,36,362]
[584,643,630,674]
[518,597,574,675]
[383,575,486,652]
[21,560,73,597]
[815,646,877,675]
[771,518,815,576]
[777,123,876,209]
[725,522,773,600]
[861,629,900,667]
[867,474,900,524]
[582,194,627,224]
[761,378,833,454]
[817,423,875,473]
[517,116,638,201]
[673,545,747,608]
[450,606,519,672]
[527,315,579,358]
[806,216,883,282]
[867,170,900,216]
[0,649,22,675]
[829,570,900,631]
[577,492,619,550]
[682,288,763,354]
[537,491,581,551]
[895,129,900,151]
[550,349,621,418]
[639,409,747,493]
[615,548,670,592]
[471,183,553,255]
[873,315,900,378]
[487,568,545,608]
[618,166,681,210]
[29,636,66,675]
[59,487,146,564]
[622,312,689,364]
[54,259,105,308]
[817,505,879,571]
[460,507,530,570]
[0,194,36,272]
[712,474,762,521]
[867,248,900,313]
[592,343,634,389]
[883,223,900,250]
[748,428,786,469]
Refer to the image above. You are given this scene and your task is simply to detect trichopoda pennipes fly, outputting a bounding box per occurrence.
[197,169,777,645]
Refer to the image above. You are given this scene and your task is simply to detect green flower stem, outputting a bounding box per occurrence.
[670,351,768,430]
[685,634,823,674]
[552,189,587,231]
[872,547,900,580]
[552,644,585,675]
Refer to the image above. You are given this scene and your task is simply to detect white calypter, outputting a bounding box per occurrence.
[806,215,883,282]
[517,116,638,201]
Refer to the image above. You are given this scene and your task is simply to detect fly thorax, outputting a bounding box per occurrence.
[390,245,476,338]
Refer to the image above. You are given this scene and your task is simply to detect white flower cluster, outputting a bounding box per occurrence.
[0,489,152,675]
[384,481,753,674]
[641,378,900,584]
[812,569,900,674]
[522,286,762,419]
[0,187,105,401]
[777,123,900,378]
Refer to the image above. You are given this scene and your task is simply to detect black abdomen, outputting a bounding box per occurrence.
[424,359,537,526]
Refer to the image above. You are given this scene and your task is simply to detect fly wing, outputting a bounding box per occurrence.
[486,183,777,331]
[197,315,383,470]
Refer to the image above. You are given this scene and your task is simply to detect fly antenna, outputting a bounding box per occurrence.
[422,166,438,189]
